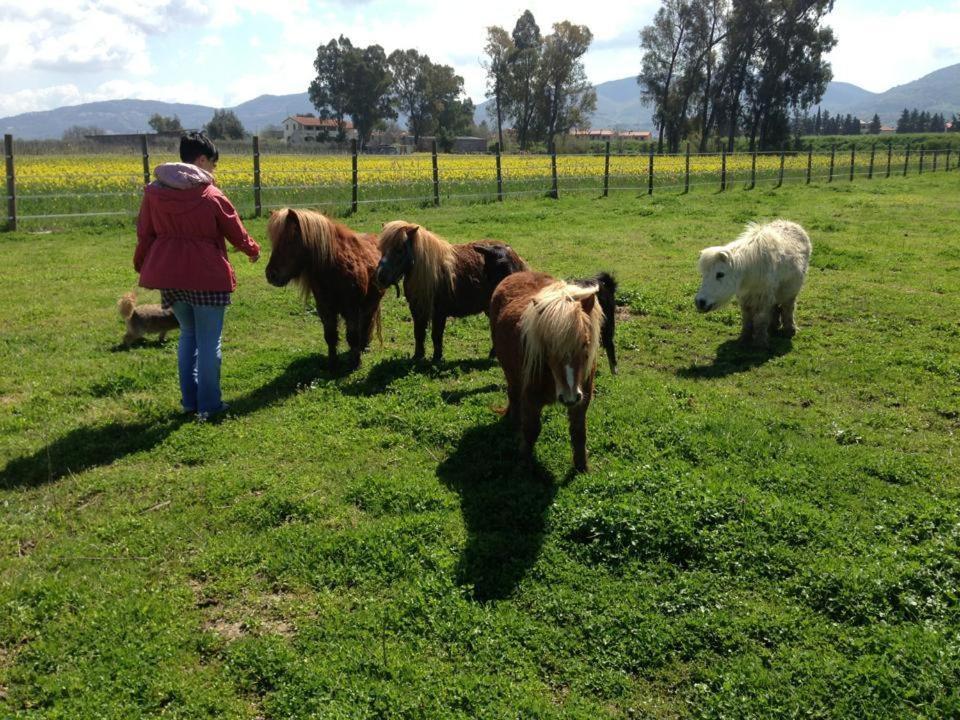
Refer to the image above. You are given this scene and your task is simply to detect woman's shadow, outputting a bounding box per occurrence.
[436,416,557,602]
[0,354,330,491]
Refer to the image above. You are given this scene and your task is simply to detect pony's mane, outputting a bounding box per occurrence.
[268,208,338,297]
[699,220,788,274]
[519,281,603,390]
[380,220,456,313]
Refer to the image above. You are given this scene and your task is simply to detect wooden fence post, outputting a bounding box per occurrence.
[903,142,910,176]
[806,146,813,184]
[933,149,938,172]
[3,134,15,231]
[868,143,875,179]
[828,144,835,183]
[720,148,727,191]
[550,145,559,199]
[776,150,785,188]
[140,134,150,186]
[919,144,925,174]
[749,149,757,189]
[886,142,892,178]
[351,139,358,213]
[603,140,611,198]
[647,144,654,195]
[431,140,440,206]
[252,135,262,218]
[684,142,690,194]
[849,144,855,182]
[946,145,952,172]
[495,143,503,202]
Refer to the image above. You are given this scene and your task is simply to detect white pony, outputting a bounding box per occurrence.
[695,219,812,348]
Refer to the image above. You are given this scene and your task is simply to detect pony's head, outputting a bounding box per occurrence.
[695,246,738,312]
[375,221,418,289]
[376,221,455,312]
[265,208,335,291]
[520,282,603,408]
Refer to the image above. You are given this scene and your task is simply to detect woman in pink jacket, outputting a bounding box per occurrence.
[134,132,260,419]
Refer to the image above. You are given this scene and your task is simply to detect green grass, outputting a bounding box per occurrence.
[2,174,959,718]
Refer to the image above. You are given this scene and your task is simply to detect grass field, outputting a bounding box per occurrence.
[1,174,959,718]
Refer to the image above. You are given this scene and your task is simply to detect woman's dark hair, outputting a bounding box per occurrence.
[179,132,219,164]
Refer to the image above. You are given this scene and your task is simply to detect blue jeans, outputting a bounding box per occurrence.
[170,302,226,415]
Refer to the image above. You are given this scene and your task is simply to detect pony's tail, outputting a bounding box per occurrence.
[373,305,383,347]
[117,292,136,320]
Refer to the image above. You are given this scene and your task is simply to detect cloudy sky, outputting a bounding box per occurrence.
[1,0,958,118]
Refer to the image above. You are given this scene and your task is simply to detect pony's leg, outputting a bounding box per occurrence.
[319,309,339,370]
[751,304,772,349]
[737,308,754,345]
[781,297,798,337]
[519,400,543,462]
[412,312,428,361]
[430,313,447,362]
[768,305,782,335]
[345,314,363,370]
[568,403,589,473]
[158,331,167,343]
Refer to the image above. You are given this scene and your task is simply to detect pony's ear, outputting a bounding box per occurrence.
[580,292,597,315]
[717,250,731,264]
[404,224,419,244]
[284,209,301,235]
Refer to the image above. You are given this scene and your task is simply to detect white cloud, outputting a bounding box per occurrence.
[0,79,212,117]
[826,3,960,92]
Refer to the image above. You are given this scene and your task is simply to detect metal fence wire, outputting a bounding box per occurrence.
[3,133,956,230]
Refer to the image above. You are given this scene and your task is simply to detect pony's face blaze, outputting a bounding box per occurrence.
[265,218,307,287]
[695,251,736,312]
[547,302,595,407]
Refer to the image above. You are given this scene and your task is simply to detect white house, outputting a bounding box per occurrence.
[282,115,357,144]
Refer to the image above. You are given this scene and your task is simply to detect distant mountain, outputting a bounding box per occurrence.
[3,63,959,140]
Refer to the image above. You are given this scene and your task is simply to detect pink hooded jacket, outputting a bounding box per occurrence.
[134,163,260,292]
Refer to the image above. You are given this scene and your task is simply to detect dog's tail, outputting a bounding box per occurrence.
[117,292,136,320]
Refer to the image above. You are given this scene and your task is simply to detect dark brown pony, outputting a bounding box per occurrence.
[571,271,618,374]
[375,221,527,361]
[490,271,604,473]
[265,208,384,371]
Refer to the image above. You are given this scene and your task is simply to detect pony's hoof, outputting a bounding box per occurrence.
[782,325,798,338]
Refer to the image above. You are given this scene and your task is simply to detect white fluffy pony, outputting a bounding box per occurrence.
[695,219,812,347]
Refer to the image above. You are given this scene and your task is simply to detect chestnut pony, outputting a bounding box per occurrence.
[375,221,527,361]
[490,271,604,473]
[265,208,384,371]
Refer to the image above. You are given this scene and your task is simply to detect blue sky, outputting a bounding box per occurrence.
[1,0,958,118]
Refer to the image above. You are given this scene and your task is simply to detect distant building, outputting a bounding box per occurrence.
[282,115,356,144]
[569,129,651,141]
[401,135,488,153]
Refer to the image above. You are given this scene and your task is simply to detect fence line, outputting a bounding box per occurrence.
[3,135,957,229]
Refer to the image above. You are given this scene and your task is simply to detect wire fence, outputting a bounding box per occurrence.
[3,134,957,230]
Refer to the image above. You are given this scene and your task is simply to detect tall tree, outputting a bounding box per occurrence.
[426,63,473,149]
[482,25,514,151]
[535,21,597,152]
[205,110,245,140]
[506,10,543,151]
[309,36,353,140]
[868,113,881,134]
[388,48,433,146]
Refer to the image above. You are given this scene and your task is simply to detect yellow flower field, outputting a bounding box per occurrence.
[10,146,917,223]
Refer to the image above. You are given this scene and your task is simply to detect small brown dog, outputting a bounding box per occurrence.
[117,292,179,346]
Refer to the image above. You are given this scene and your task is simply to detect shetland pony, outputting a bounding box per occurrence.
[695,219,811,348]
[375,221,527,361]
[571,272,618,374]
[265,208,385,370]
[490,271,604,473]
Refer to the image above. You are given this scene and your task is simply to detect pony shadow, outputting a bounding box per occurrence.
[677,336,793,379]
[0,354,329,491]
[436,417,557,602]
[441,383,500,405]
[340,356,496,397]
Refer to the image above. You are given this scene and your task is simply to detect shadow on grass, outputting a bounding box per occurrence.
[0,354,332,490]
[677,336,793,379]
[436,416,557,602]
[340,356,496,397]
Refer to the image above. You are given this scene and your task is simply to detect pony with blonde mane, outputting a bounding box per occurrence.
[490,271,604,472]
[375,221,527,361]
[265,208,384,370]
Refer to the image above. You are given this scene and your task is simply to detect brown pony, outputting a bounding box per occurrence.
[375,221,527,361]
[490,271,604,473]
[265,208,384,371]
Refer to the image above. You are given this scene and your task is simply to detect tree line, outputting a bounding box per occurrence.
[896,109,956,134]
[638,0,835,153]
[482,11,596,152]
[309,36,475,151]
